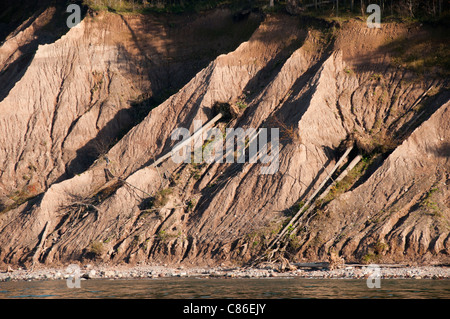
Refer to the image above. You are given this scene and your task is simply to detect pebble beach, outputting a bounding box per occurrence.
[1,264,449,282]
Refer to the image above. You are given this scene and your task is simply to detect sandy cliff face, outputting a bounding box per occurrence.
[0,8,259,202]
[295,100,450,264]
[0,9,448,267]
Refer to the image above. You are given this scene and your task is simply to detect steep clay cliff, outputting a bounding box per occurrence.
[0,7,448,267]
[0,6,260,202]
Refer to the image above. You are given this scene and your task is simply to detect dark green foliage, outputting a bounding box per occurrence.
[82,0,254,14]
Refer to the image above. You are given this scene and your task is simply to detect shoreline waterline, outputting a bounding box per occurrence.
[1,275,449,299]
[1,264,449,282]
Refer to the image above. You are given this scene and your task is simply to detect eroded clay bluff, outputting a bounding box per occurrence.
[0,5,261,203]
[0,7,448,267]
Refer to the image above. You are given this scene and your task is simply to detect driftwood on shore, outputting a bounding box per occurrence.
[293,262,409,269]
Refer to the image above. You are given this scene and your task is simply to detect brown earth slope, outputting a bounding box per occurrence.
[0,7,260,203]
[0,10,448,268]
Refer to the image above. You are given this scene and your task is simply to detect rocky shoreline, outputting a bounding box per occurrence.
[1,264,449,282]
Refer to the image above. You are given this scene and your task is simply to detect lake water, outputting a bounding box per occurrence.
[0,277,449,299]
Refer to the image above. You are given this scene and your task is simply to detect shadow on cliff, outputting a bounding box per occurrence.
[116,10,262,170]
[59,107,134,180]
[0,2,88,103]
[0,0,53,42]
[58,10,262,181]
[429,142,450,158]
